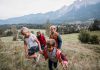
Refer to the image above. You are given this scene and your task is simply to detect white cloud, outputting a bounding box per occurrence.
[0,0,75,19]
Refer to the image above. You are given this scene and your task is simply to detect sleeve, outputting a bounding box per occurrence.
[31,34,37,41]
[43,47,48,60]
[60,53,68,62]
[58,35,62,49]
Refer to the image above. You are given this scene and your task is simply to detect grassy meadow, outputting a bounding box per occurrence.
[0,29,100,70]
[90,31,100,39]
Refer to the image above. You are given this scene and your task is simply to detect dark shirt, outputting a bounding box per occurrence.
[58,35,62,49]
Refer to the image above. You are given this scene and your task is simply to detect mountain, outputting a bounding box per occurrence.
[0,0,100,24]
[0,20,5,25]
[52,1,100,23]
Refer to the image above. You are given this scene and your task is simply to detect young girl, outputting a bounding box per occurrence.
[21,27,42,61]
[42,39,68,70]
[37,31,46,50]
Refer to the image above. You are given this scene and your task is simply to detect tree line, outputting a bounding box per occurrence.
[0,19,100,37]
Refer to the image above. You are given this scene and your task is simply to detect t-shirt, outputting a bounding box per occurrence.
[25,33,38,49]
[47,48,58,62]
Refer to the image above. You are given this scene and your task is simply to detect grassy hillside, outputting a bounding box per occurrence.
[90,31,100,39]
[0,30,100,70]
[90,31,100,36]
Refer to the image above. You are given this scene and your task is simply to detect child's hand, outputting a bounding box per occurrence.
[63,61,68,65]
[39,50,43,54]
[61,61,68,70]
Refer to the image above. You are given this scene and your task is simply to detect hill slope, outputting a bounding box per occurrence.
[0,32,100,70]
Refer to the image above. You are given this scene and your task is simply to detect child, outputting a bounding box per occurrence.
[50,25,62,49]
[42,39,68,70]
[37,31,46,50]
[21,27,42,61]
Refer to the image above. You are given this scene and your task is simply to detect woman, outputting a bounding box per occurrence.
[50,25,62,49]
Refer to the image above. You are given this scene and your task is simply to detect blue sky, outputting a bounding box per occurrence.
[0,0,76,19]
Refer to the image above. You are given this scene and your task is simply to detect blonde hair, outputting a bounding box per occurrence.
[50,25,57,31]
[21,27,30,33]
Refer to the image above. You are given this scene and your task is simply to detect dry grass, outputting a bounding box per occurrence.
[62,42,100,70]
[0,30,100,70]
[0,38,48,70]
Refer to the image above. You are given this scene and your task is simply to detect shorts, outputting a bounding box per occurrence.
[28,46,39,56]
[41,45,45,50]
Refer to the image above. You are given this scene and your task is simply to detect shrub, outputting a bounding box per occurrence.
[0,29,4,37]
[18,35,24,41]
[90,35,99,44]
[79,30,100,44]
[6,31,13,36]
[78,30,90,43]
[45,20,52,37]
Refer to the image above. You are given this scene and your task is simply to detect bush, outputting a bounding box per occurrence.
[0,29,4,37]
[18,35,24,41]
[90,35,99,44]
[78,30,90,43]
[6,31,13,36]
[79,30,100,44]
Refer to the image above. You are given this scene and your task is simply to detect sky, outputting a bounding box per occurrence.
[0,0,76,19]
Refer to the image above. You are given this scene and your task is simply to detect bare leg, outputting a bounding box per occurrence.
[28,53,37,59]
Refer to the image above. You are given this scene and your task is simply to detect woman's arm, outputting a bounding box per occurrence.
[58,35,62,49]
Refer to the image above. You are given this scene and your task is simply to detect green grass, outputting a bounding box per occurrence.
[61,33,79,44]
[90,31,100,36]
[30,29,46,35]
[90,31,100,39]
